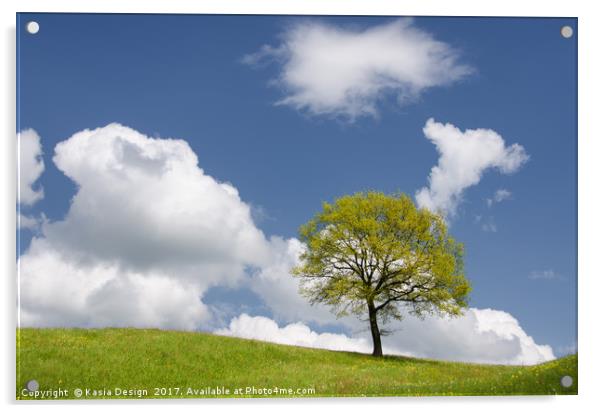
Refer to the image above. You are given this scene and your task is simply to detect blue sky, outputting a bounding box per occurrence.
[17,13,576,361]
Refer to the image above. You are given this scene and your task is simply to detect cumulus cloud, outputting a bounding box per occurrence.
[18,129,45,205]
[20,242,208,330]
[18,123,552,365]
[216,314,373,353]
[416,119,529,217]
[19,123,272,329]
[249,237,337,325]
[244,19,472,120]
[216,309,553,365]
[381,308,554,365]
[487,188,512,207]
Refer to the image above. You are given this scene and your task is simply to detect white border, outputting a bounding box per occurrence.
[2,1,600,412]
[2,0,586,17]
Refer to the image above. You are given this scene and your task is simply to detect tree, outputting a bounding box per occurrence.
[293,192,471,357]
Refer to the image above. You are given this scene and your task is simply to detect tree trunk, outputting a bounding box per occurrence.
[367,301,383,357]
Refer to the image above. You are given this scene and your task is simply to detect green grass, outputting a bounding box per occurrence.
[17,328,577,399]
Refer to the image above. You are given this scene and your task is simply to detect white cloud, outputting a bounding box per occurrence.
[216,314,373,353]
[18,129,45,205]
[249,236,337,325]
[18,213,41,231]
[416,119,529,217]
[20,242,208,330]
[216,309,553,365]
[244,19,472,120]
[487,188,512,207]
[19,123,272,329]
[17,123,553,365]
[380,308,554,365]
[529,269,562,280]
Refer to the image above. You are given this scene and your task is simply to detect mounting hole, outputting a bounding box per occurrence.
[560,26,573,39]
[26,379,39,391]
[560,375,573,388]
[26,21,40,34]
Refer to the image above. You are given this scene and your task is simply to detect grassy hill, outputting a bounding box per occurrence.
[17,328,577,399]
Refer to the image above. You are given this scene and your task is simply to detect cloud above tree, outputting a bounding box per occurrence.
[487,189,512,207]
[416,119,529,217]
[244,19,472,120]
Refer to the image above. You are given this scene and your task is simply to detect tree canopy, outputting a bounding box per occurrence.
[293,192,471,356]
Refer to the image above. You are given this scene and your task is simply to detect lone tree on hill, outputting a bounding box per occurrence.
[293,192,471,357]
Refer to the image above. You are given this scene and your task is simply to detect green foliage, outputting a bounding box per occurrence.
[17,328,577,398]
[293,192,471,326]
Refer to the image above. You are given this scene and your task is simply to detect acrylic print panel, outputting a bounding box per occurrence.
[16,13,577,399]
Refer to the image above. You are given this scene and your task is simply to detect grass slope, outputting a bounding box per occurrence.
[17,328,577,399]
